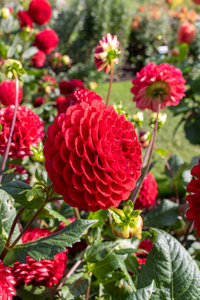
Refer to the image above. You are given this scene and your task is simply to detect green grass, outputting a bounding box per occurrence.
[96,81,199,182]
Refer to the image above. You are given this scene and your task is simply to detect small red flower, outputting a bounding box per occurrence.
[136,239,153,265]
[33,28,59,54]
[12,228,68,287]
[17,11,33,29]
[9,164,30,184]
[94,33,121,73]
[58,89,103,114]
[0,80,23,107]
[0,260,16,299]
[186,160,200,237]
[43,75,57,85]
[192,0,200,4]
[0,105,44,159]
[131,62,186,112]
[28,0,52,25]
[55,95,66,106]
[178,22,196,44]
[31,50,46,68]
[44,99,142,212]
[59,79,85,95]
[34,97,46,107]
[134,172,158,209]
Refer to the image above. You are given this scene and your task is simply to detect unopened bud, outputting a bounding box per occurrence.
[62,55,71,66]
[150,112,167,130]
[139,129,150,149]
[172,48,180,57]
[30,143,44,162]
[1,8,10,19]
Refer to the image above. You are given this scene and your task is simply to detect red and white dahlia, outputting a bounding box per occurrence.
[0,105,44,159]
[134,172,158,209]
[33,29,59,54]
[94,33,121,73]
[178,22,196,44]
[186,160,200,237]
[31,50,46,68]
[17,11,33,29]
[28,0,52,25]
[44,98,142,212]
[12,228,68,287]
[131,62,186,112]
[0,80,23,107]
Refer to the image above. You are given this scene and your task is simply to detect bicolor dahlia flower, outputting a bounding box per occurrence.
[186,160,200,237]
[178,22,196,44]
[28,0,52,25]
[59,79,85,95]
[44,99,142,212]
[0,105,44,159]
[12,228,68,287]
[17,11,33,29]
[0,260,16,299]
[33,28,59,54]
[131,62,186,112]
[31,50,46,68]
[94,33,121,73]
[0,80,23,106]
[134,172,158,209]
[58,89,103,114]
[136,239,153,265]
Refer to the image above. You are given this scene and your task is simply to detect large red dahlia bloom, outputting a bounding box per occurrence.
[178,22,196,44]
[28,0,52,25]
[33,29,59,54]
[59,79,85,95]
[12,228,68,287]
[0,105,44,159]
[31,50,46,68]
[44,99,142,212]
[131,62,186,112]
[186,160,200,237]
[58,89,103,114]
[0,80,23,107]
[0,260,16,299]
[17,11,33,29]
[134,172,158,209]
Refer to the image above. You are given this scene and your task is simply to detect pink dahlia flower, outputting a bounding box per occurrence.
[17,11,33,29]
[33,28,59,54]
[0,80,23,107]
[12,228,68,287]
[134,172,158,209]
[94,33,121,73]
[131,62,186,112]
[31,50,46,68]
[186,160,200,237]
[44,99,142,212]
[28,0,52,25]
[178,22,196,44]
[0,260,16,299]
[0,105,44,159]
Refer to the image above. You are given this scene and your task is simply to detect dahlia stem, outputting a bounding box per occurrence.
[48,196,63,202]
[49,245,90,300]
[74,207,81,219]
[131,105,160,204]
[0,70,19,184]
[182,221,194,247]
[85,272,92,300]
[106,64,114,106]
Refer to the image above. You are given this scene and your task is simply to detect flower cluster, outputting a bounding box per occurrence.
[186,160,200,237]
[0,80,23,106]
[131,62,187,112]
[0,260,16,299]
[12,228,68,287]
[134,172,158,209]
[44,98,142,212]
[0,105,44,159]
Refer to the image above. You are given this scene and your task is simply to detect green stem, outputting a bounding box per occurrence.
[106,64,114,106]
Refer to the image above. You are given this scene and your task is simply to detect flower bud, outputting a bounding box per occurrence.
[149,112,167,130]
[45,86,52,94]
[62,55,71,66]
[139,129,150,149]
[89,81,97,90]
[132,112,144,128]
[1,8,10,19]
[30,143,44,162]
[172,48,180,57]
[3,59,25,79]
[172,216,188,235]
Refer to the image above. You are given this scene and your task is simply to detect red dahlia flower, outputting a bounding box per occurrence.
[9,164,30,184]
[59,79,85,95]
[33,28,59,54]
[17,11,33,29]
[31,50,46,68]
[44,99,142,212]
[0,80,23,107]
[131,62,186,112]
[43,75,57,85]
[94,33,121,73]
[134,172,158,209]
[34,97,46,107]
[186,160,200,237]
[136,239,153,265]
[12,228,68,287]
[192,0,200,5]
[178,22,196,44]
[28,0,52,25]
[0,105,44,159]
[58,89,103,114]
[0,260,16,299]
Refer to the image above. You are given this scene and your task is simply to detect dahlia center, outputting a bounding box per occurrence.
[147,81,170,100]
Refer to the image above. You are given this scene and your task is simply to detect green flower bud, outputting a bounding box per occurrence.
[3,59,25,79]
[30,143,44,162]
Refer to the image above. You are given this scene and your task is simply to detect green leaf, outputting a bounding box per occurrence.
[13,219,97,263]
[0,190,20,242]
[184,113,200,145]
[22,47,38,59]
[90,252,120,279]
[155,148,168,156]
[143,199,179,228]
[59,273,89,300]
[0,181,43,209]
[84,241,120,262]
[39,207,71,225]
[126,281,156,300]
[88,209,108,228]
[165,154,184,177]
[138,229,200,299]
